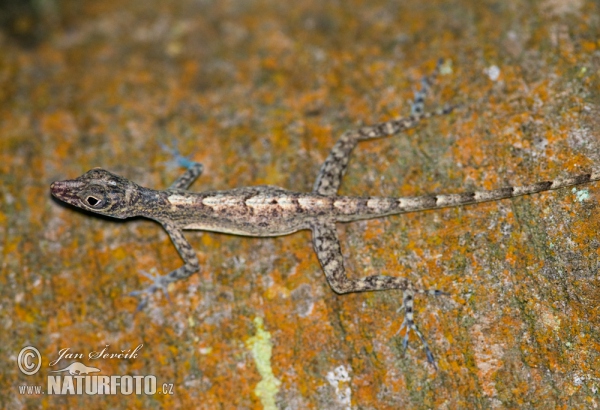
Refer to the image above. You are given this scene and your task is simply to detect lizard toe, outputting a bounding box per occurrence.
[130,269,173,310]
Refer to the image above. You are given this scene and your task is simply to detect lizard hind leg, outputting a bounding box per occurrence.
[311,222,445,368]
[313,59,452,197]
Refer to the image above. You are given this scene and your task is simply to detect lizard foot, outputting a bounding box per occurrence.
[159,141,198,170]
[396,288,447,370]
[130,269,173,311]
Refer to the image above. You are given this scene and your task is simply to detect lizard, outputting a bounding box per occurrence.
[50,362,101,376]
[50,62,600,369]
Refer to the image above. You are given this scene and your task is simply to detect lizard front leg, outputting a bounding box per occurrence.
[131,221,200,310]
[169,161,203,190]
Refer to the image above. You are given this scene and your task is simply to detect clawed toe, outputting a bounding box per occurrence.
[395,287,442,370]
[159,141,196,170]
[397,317,438,370]
[130,269,173,311]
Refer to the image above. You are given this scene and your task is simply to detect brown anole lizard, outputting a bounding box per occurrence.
[50,64,599,368]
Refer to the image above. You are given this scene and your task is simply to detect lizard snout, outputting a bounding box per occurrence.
[50,180,86,204]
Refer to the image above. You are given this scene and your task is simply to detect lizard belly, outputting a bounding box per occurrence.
[181,220,307,237]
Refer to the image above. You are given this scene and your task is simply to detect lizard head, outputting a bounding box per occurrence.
[51,168,142,219]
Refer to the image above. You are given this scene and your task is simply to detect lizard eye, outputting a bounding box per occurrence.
[85,196,102,207]
[79,185,109,210]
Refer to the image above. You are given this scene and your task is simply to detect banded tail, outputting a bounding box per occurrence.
[336,170,600,221]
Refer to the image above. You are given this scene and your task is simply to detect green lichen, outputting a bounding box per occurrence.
[572,187,590,202]
[245,317,281,410]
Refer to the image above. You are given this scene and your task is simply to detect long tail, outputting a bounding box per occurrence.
[336,171,600,221]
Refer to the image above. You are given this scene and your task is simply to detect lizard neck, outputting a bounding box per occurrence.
[134,187,171,220]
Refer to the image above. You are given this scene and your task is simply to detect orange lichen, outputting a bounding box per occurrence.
[2,0,600,408]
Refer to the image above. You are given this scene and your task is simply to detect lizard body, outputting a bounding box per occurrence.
[52,170,597,237]
[50,63,599,368]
